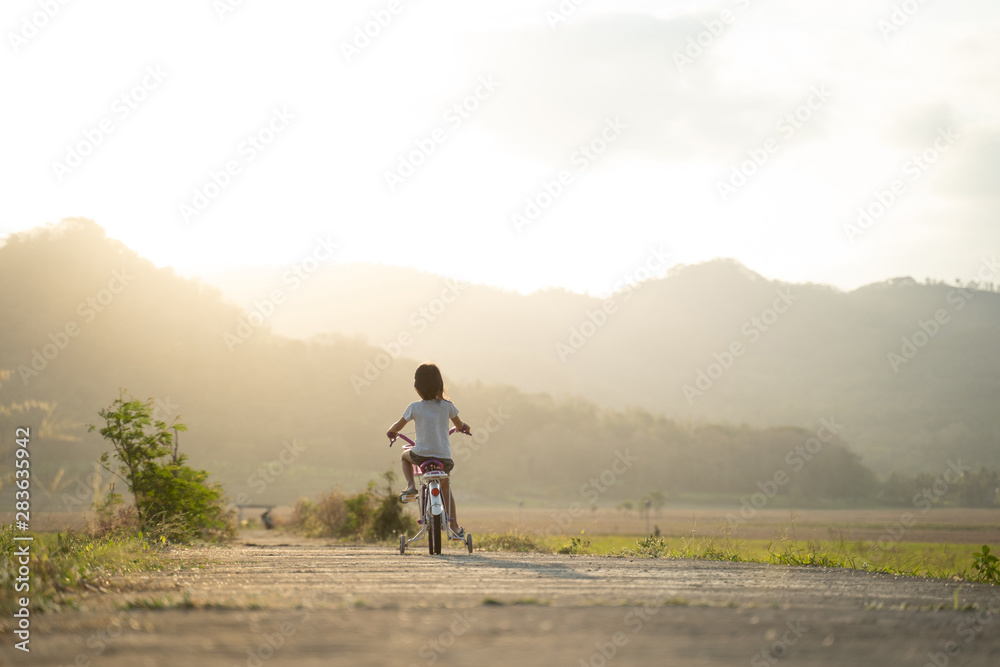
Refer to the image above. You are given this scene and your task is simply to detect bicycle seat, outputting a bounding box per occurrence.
[419,460,445,474]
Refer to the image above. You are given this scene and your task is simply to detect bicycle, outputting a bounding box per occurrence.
[389,428,474,555]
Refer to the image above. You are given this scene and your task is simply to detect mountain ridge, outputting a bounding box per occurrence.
[2,219,997,513]
[198,241,1000,476]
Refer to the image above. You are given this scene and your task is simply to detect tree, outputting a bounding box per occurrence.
[88,391,179,524]
[646,491,667,516]
[959,468,999,508]
[88,390,233,541]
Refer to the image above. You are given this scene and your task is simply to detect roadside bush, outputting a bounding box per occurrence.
[138,461,235,542]
[610,535,671,558]
[0,525,163,614]
[557,535,592,555]
[316,491,349,535]
[88,390,235,543]
[292,498,322,536]
[294,492,349,538]
[292,471,415,541]
[971,545,1000,584]
[86,498,140,538]
[477,530,548,553]
[367,471,415,541]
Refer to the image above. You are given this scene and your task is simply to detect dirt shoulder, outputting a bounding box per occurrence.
[3,531,999,666]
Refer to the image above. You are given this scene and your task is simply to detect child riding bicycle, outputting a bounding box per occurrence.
[386,363,471,538]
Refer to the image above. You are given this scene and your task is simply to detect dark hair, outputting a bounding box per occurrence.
[414,363,447,401]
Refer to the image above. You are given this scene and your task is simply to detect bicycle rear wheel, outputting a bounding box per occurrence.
[430,514,442,555]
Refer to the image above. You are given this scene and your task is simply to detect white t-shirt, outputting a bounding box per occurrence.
[403,399,459,459]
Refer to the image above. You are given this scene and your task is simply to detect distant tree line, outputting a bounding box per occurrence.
[877,467,999,508]
[2,220,998,510]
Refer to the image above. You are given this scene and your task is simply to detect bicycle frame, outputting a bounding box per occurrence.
[390,430,473,555]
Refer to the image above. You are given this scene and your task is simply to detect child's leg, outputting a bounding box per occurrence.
[400,451,416,491]
[443,477,459,530]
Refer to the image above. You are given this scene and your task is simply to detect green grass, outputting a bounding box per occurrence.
[481,597,551,606]
[475,528,995,583]
[0,525,169,613]
[475,530,546,552]
[607,534,991,581]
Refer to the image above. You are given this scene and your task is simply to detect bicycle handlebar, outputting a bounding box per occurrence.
[388,427,470,448]
[390,433,415,448]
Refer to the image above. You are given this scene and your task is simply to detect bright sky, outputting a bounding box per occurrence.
[2,0,997,295]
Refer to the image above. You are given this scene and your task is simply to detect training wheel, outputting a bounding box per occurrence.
[466,533,473,554]
[399,534,406,555]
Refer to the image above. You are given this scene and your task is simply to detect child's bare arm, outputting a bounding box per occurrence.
[451,416,471,434]
[387,417,407,439]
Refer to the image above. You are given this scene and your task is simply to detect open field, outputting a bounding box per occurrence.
[3,529,1000,666]
[453,507,1000,581]
[4,506,1000,666]
[454,506,1000,545]
[13,506,1000,545]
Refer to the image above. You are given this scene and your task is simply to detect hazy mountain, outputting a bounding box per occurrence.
[202,250,1000,476]
[1,219,885,510]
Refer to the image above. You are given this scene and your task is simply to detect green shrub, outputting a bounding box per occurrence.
[609,535,672,558]
[291,497,322,536]
[316,492,349,535]
[971,545,1000,584]
[0,525,163,614]
[344,486,374,537]
[88,390,234,543]
[291,471,415,541]
[366,471,415,541]
[557,535,592,554]
[86,499,140,538]
[476,530,548,553]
